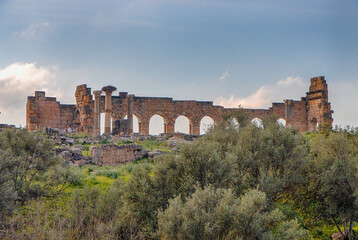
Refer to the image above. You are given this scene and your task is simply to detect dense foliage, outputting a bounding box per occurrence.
[1,117,358,239]
[0,129,72,221]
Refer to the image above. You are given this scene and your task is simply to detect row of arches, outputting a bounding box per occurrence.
[100,114,288,135]
[227,117,287,129]
[250,118,286,128]
[100,114,215,135]
[146,115,214,135]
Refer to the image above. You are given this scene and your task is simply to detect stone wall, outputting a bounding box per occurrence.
[26,76,333,134]
[26,91,76,131]
[90,144,146,165]
[107,94,224,135]
[306,76,333,131]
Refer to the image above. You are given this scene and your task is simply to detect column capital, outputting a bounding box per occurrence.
[102,85,117,94]
[93,90,102,98]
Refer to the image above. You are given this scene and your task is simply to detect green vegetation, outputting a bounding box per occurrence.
[137,138,172,152]
[0,129,74,219]
[1,117,358,239]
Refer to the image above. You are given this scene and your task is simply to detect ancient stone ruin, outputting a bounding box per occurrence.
[26,76,333,135]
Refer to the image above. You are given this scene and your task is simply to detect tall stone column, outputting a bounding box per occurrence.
[93,90,102,136]
[102,86,117,134]
[127,94,134,135]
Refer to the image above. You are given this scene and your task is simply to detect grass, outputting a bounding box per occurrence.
[82,150,91,156]
[117,140,134,145]
[137,139,172,152]
[69,133,89,139]
[67,157,154,188]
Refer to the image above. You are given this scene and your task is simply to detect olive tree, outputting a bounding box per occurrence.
[0,129,70,218]
[302,131,358,239]
[158,185,310,240]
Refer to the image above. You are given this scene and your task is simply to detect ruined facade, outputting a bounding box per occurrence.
[26,76,333,135]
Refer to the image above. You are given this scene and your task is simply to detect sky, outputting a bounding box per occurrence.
[0,0,357,133]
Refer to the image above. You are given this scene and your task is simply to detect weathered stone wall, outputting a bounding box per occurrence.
[26,91,76,131]
[306,76,333,131]
[26,76,333,134]
[90,144,146,165]
[106,94,224,135]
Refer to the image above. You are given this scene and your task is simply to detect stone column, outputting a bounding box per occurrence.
[102,86,117,134]
[190,120,200,135]
[93,90,102,136]
[127,94,134,135]
[140,121,149,135]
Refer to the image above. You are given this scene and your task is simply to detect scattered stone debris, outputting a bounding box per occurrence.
[53,132,196,167]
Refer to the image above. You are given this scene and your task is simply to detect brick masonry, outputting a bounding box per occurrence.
[26,76,333,134]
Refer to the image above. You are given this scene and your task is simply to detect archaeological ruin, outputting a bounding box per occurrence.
[26,76,333,135]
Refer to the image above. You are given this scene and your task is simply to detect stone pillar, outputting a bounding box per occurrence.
[140,121,149,135]
[93,90,102,136]
[102,86,117,134]
[284,99,293,128]
[190,120,200,135]
[165,119,175,134]
[127,94,134,135]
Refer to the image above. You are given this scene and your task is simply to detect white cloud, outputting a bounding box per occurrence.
[0,62,65,127]
[214,76,307,108]
[218,71,229,82]
[15,22,50,38]
[277,76,305,87]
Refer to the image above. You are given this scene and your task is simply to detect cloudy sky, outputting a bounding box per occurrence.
[0,0,357,131]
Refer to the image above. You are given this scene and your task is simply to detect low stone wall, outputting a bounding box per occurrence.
[90,144,147,166]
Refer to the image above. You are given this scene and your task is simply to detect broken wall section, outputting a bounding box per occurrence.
[75,84,94,135]
[26,91,76,131]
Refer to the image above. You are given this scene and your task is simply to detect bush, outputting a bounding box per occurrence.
[0,129,71,218]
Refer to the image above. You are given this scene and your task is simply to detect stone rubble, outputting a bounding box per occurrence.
[53,133,193,167]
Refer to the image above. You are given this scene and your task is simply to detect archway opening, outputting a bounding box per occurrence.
[312,118,318,132]
[251,118,263,128]
[149,114,165,135]
[200,116,215,135]
[100,113,114,135]
[228,117,239,129]
[277,118,286,128]
[175,115,190,134]
[124,115,139,133]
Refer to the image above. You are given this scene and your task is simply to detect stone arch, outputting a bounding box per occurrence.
[175,115,190,134]
[172,111,194,122]
[149,114,165,135]
[251,117,263,128]
[198,114,220,126]
[277,118,286,127]
[200,116,215,135]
